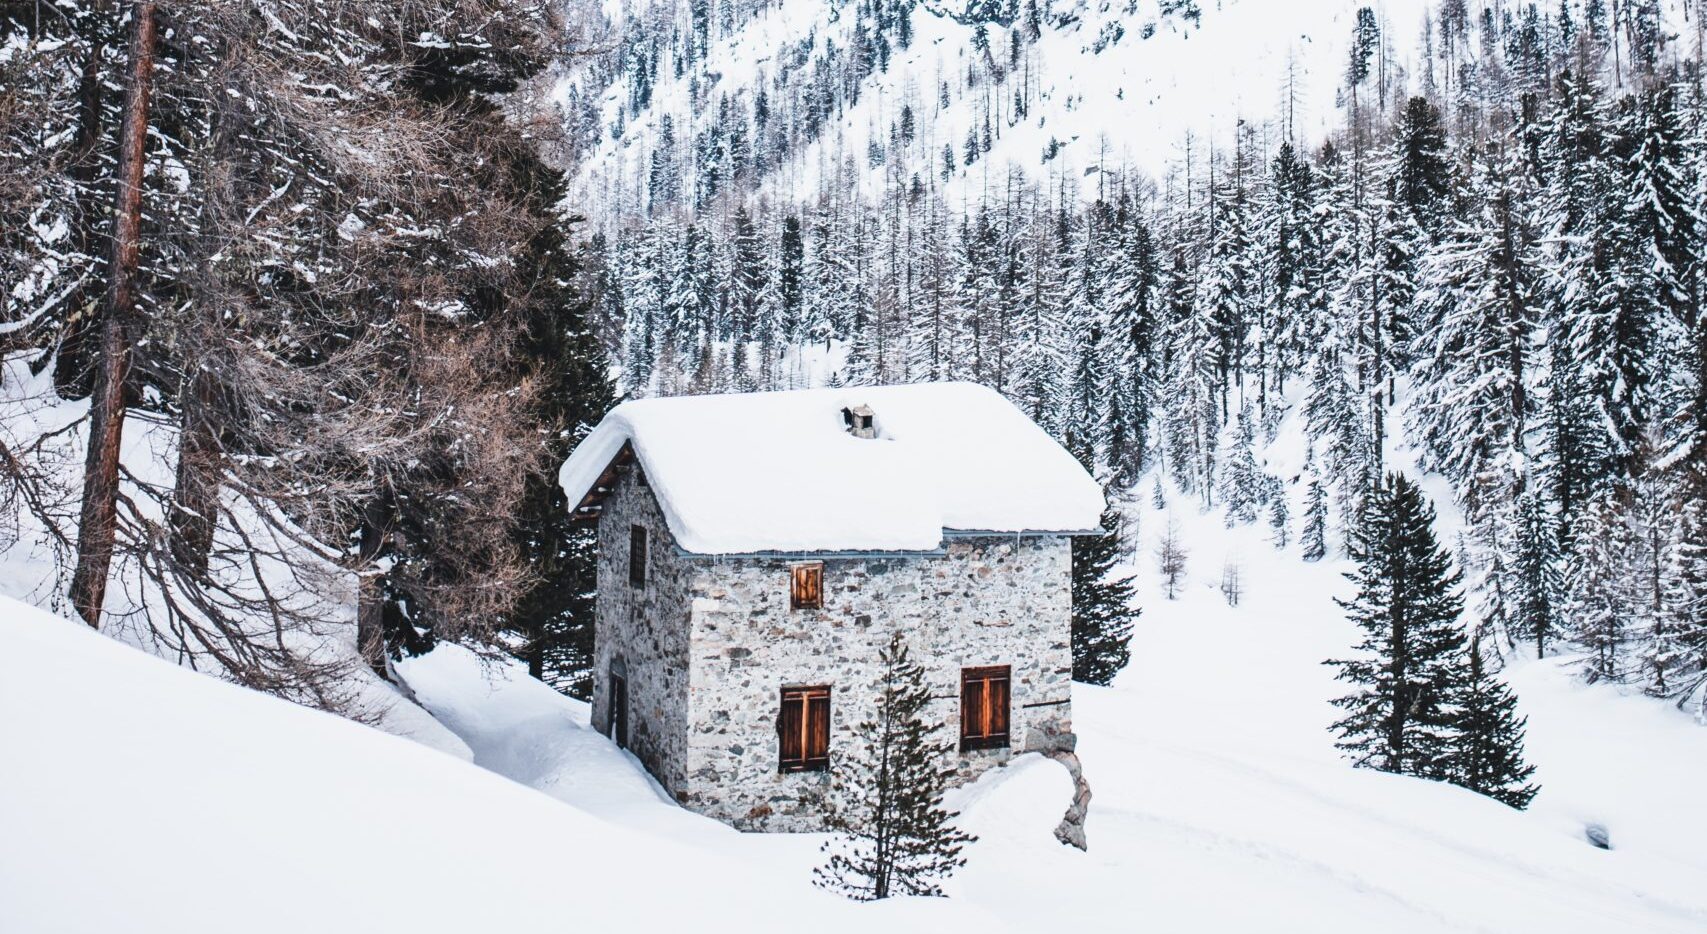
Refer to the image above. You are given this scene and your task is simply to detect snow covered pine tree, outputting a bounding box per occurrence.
[1072,503,1139,685]
[1326,474,1466,781]
[1327,474,1537,806]
[815,633,975,900]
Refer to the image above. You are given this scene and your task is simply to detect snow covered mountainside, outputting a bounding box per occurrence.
[8,467,1707,932]
[563,0,1440,221]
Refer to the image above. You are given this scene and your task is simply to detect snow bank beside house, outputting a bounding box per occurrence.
[559,382,1105,554]
[0,596,974,934]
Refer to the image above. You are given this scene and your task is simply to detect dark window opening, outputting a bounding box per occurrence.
[960,666,1011,752]
[629,525,647,589]
[609,674,629,749]
[779,686,831,772]
[791,562,824,610]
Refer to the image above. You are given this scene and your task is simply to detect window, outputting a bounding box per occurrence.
[791,562,824,610]
[778,686,831,772]
[628,525,647,589]
[960,666,1011,752]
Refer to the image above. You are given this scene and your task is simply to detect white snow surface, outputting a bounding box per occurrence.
[558,381,1105,553]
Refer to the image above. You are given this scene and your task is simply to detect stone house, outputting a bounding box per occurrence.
[557,382,1104,832]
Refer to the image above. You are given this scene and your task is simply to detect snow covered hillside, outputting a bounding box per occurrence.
[564,0,1438,220]
[8,477,1706,932]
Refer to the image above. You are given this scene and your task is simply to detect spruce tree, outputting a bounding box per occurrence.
[816,634,975,900]
[1326,474,1465,779]
[1216,402,1266,526]
[1301,473,1330,562]
[1514,492,1563,658]
[1267,477,1291,549]
[1072,505,1140,685]
[1450,635,1540,808]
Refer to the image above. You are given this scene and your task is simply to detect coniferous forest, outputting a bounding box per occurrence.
[575,0,1707,716]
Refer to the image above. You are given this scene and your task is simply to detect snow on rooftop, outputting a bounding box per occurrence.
[558,382,1105,555]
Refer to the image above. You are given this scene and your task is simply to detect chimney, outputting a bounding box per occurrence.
[842,404,876,440]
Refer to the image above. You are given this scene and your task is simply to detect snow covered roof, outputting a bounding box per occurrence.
[558,382,1105,555]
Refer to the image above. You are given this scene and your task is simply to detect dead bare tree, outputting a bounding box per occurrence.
[1156,515,1188,600]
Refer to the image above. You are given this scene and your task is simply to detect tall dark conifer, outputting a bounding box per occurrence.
[1451,634,1540,808]
[1326,474,1465,779]
[1071,504,1139,685]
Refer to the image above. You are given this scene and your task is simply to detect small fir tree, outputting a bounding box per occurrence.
[1152,475,1167,510]
[1450,631,1540,808]
[1267,478,1291,549]
[1072,505,1139,685]
[1514,492,1562,658]
[1325,474,1465,779]
[1216,404,1266,526]
[1301,474,1330,562]
[815,634,975,900]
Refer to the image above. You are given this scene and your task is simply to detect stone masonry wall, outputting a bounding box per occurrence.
[592,465,1074,832]
[681,536,1073,832]
[590,463,694,798]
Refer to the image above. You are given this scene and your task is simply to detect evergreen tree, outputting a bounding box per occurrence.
[1267,477,1291,549]
[1072,504,1140,685]
[1450,633,1540,808]
[1302,471,1330,562]
[1326,474,1465,780]
[1514,491,1563,657]
[1565,486,1634,684]
[815,634,976,900]
[1216,402,1266,526]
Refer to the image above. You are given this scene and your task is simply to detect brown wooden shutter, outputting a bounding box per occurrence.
[780,686,831,772]
[807,691,831,765]
[960,676,985,745]
[960,666,1012,751]
[791,562,823,610]
[778,690,804,766]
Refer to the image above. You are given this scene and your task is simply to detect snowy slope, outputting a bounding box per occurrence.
[6,494,1707,934]
[0,596,987,934]
[397,482,1707,934]
[565,0,1437,217]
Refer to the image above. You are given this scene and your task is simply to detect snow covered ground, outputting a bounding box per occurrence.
[5,372,1707,931]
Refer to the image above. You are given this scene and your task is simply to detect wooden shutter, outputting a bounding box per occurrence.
[778,690,804,766]
[807,691,831,764]
[960,676,985,744]
[628,525,646,589]
[791,562,824,610]
[988,672,1010,740]
[779,686,831,772]
[960,666,1011,751]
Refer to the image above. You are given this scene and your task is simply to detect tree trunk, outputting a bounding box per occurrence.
[48,2,110,394]
[356,494,392,678]
[69,1,157,628]
[169,368,219,579]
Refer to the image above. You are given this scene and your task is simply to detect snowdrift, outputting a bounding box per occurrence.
[0,597,975,934]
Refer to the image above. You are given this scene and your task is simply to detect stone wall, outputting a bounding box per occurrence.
[590,463,695,798]
[592,464,1075,832]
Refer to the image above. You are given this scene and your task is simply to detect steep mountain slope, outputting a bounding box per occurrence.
[562,0,1439,223]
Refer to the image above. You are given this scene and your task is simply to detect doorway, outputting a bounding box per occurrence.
[609,673,629,749]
